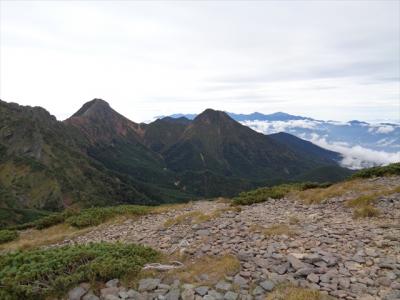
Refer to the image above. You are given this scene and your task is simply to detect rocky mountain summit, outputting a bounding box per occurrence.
[54,176,400,300]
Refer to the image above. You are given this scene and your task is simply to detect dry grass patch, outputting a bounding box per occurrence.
[353,205,381,218]
[266,284,333,300]
[251,224,296,237]
[163,211,209,228]
[296,179,394,204]
[344,185,400,219]
[168,254,240,284]
[131,254,240,287]
[0,223,89,251]
[215,197,232,204]
[288,215,300,225]
[150,202,193,214]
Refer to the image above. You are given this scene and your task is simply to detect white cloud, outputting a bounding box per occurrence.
[241,120,321,134]
[307,134,400,169]
[368,124,395,134]
[377,138,400,147]
[242,120,399,169]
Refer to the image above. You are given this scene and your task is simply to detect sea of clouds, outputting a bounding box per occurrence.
[242,120,400,169]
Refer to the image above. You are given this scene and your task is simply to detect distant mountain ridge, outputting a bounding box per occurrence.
[0,99,351,224]
[157,111,312,122]
[159,111,400,168]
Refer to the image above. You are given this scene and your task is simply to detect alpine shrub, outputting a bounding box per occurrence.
[0,229,18,244]
[0,242,159,299]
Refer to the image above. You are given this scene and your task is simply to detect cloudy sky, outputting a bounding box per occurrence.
[0,0,399,122]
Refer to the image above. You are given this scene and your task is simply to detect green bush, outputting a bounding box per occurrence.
[66,205,151,228]
[33,213,66,229]
[0,242,159,300]
[300,182,332,190]
[0,229,18,244]
[232,182,330,205]
[5,205,152,231]
[352,163,400,179]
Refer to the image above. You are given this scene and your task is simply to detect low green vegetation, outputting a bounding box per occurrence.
[65,205,151,228]
[5,205,153,232]
[0,242,159,300]
[0,229,18,244]
[352,163,400,179]
[0,207,51,229]
[6,212,71,231]
[232,182,330,205]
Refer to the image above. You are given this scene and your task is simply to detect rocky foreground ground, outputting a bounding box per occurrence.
[62,177,400,300]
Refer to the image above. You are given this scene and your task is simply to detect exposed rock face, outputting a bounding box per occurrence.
[59,176,400,300]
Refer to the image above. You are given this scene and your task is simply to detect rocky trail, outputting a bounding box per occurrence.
[62,177,400,300]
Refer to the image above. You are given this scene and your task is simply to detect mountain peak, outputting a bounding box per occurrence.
[195,109,233,124]
[72,98,111,117]
[65,99,143,143]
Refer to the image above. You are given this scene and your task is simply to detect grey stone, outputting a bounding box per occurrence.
[138,278,161,292]
[239,295,252,300]
[181,288,195,300]
[287,254,306,270]
[208,290,223,300]
[238,251,253,261]
[204,296,216,300]
[252,286,264,296]
[350,283,368,294]
[119,290,129,299]
[338,278,350,289]
[320,273,332,283]
[259,280,275,292]
[294,267,313,277]
[127,289,144,300]
[233,275,248,287]
[158,284,171,290]
[100,287,120,297]
[377,276,392,287]
[197,229,210,236]
[304,254,322,263]
[105,279,120,288]
[383,290,400,300]
[351,255,366,263]
[224,291,238,300]
[102,295,120,300]
[322,255,338,267]
[365,248,378,257]
[82,293,100,300]
[216,281,232,292]
[172,280,180,289]
[307,273,319,283]
[165,288,180,300]
[68,286,88,300]
[272,263,289,275]
[391,282,400,290]
[195,286,209,296]
[182,284,195,290]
